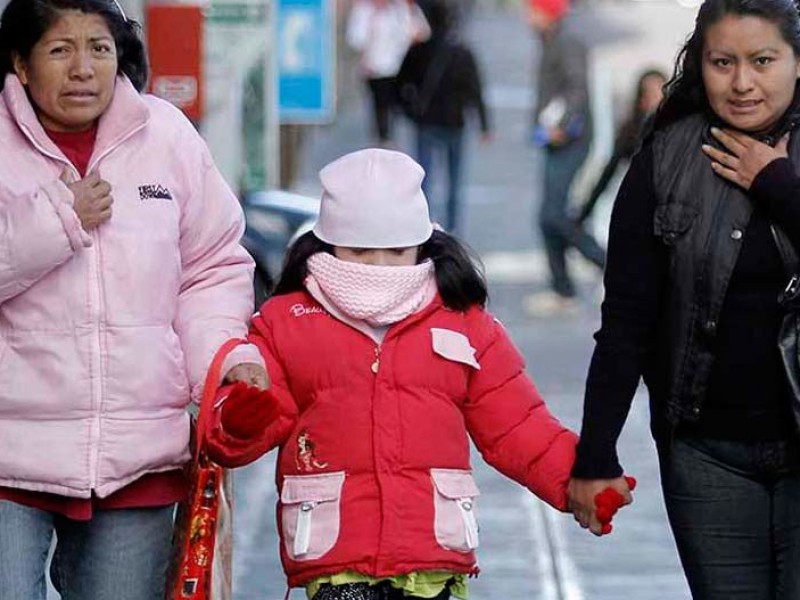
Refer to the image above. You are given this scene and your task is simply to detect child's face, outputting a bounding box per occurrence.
[334,246,420,266]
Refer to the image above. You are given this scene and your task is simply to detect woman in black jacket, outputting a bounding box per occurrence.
[569,0,800,597]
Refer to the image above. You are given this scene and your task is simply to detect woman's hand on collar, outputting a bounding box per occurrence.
[702,127,789,190]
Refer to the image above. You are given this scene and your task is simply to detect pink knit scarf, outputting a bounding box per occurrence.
[305,252,437,326]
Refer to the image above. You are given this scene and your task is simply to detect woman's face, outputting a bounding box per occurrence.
[333,246,420,266]
[638,74,666,114]
[13,10,118,132]
[702,14,800,133]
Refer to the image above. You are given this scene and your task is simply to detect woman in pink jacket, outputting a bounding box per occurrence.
[0,0,266,597]
[204,148,602,600]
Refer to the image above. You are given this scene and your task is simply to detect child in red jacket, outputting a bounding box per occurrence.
[206,148,632,600]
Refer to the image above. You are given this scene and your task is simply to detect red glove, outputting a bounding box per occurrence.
[594,476,637,535]
[219,382,282,439]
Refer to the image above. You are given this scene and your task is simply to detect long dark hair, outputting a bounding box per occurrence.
[273,230,488,311]
[653,0,800,132]
[0,0,148,92]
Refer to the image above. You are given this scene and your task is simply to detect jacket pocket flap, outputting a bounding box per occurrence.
[654,201,699,237]
[281,471,345,504]
[431,328,480,370]
[431,468,480,499]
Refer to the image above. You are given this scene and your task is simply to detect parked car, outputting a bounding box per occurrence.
[241,189,319,307]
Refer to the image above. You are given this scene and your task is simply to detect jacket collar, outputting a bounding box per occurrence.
[3,73,149,169]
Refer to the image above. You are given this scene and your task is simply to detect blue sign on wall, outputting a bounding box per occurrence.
[277,0,335,123]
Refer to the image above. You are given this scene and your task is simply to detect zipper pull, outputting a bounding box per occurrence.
[371,346,381,374]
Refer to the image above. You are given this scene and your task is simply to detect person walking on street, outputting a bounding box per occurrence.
[569,0,800,596]
[0,1,266,597]
[203,148,589,600]
[575,68,667,226]
[346,0,430,146]
[396,0,491,235]
[524,0,606,317]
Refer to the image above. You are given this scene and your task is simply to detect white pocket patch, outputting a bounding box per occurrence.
[431,328,480,370]
[280,471,345,560]
[431,468,481,552]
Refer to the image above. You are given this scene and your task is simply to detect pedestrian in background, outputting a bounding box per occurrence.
[396,0,491,235]
[0,0,266,597]
[569,0,800,596]
[575,68,667,226]
[346,0,430,146]
[204,148,584,600]
[524,0,606,317]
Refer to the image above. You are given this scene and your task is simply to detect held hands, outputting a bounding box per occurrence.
[568,475,636,536]
[223,362,269,390]
[62,170,113,231]
[594,476,636,535]
[701,127,789,190]
[219,382,281,439]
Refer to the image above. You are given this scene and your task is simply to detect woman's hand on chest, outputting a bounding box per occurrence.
[702,127,789,190]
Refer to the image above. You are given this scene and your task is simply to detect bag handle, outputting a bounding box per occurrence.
[770,224,800,306]
[194,338,246,462]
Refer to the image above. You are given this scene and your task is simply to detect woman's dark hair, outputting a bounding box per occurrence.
[653,0,800,132]
[0,0,148,92]
[273,230,488,311]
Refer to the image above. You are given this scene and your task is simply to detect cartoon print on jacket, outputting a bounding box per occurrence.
[296,430,329,471]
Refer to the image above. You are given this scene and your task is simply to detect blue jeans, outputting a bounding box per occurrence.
[416,125,464,234]
[658,434,800,599]
[0,501,175,600]
[539,138,605,297]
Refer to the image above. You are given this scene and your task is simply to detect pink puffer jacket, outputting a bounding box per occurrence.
[0,74,261,498]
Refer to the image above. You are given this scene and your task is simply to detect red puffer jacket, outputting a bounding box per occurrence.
[206,291,577,588]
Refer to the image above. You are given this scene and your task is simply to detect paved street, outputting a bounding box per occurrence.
[232,2,698,599]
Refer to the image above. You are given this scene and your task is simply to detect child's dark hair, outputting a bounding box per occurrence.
[419,230,488,310]
[273,230,488,311]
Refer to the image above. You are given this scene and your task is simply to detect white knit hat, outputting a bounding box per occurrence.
[312,148,434,248]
